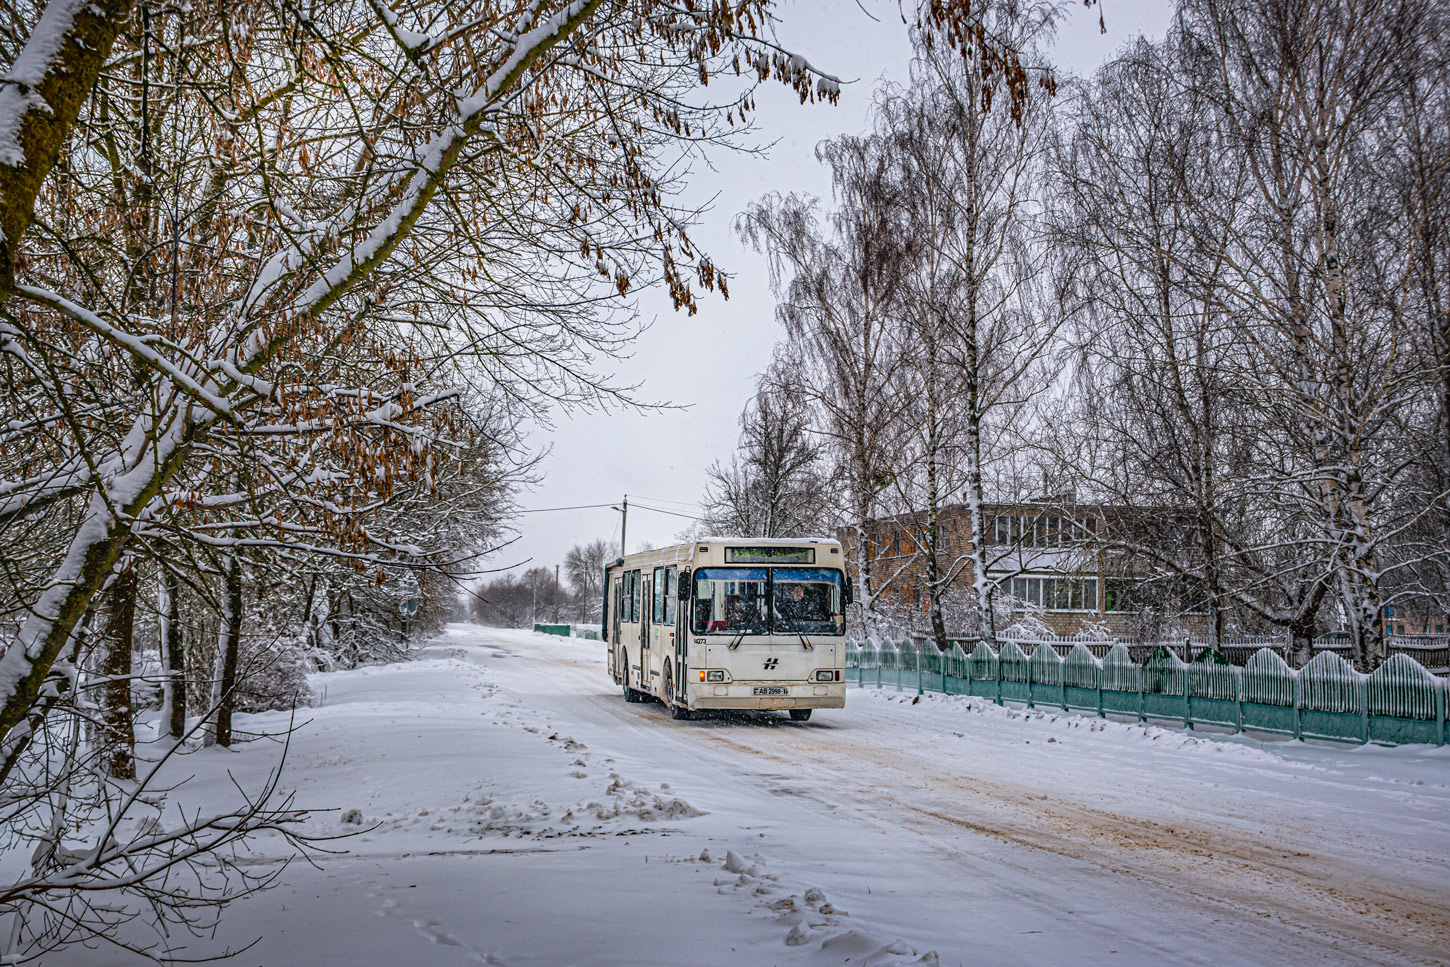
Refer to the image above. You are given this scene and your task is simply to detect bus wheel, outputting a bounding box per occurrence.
[789,709,812,722]
[622,653,642,703]
[671,703,693,721]
[663,660,674,704]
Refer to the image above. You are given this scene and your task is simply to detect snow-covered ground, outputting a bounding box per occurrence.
[58,624,1450,966]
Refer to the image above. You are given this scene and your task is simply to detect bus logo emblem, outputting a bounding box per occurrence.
[763,658,779,670]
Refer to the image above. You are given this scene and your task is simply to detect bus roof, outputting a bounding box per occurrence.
[691,536,838,545]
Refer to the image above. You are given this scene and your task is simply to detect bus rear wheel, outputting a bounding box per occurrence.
[622,652,643,703]
[789,709,812,722]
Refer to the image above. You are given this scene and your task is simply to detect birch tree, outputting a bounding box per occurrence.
[881,15,1061,647]
[738,144,915,636]
[1178,0,1442,668]
[1055,36,1260,650]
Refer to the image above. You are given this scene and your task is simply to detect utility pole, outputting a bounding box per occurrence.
[531,569,537,627]
[554,564,561,623]
[620,494,628,557]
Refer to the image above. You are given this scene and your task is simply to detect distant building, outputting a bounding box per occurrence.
[842,498,1210,638]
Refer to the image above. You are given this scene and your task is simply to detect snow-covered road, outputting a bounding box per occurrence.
[65,625,1450,966]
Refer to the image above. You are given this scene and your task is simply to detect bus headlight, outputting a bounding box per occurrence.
[706,670,726,682]
[815,669,837,682]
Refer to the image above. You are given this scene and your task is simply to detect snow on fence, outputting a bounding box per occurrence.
[943,632,1450,673]
[846,637,1449,747]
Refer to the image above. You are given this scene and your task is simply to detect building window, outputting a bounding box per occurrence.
[1008,575,1098,612]
[992,514,1093,550]
[1105,579,1134,613]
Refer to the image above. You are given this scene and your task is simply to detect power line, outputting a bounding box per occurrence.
[631,502,703,521]
[515,502,617,514]
[629,493,702,510]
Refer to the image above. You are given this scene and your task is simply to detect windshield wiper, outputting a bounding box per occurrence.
[796,634,813,651]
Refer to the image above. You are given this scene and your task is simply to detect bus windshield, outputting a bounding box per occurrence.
[771,568,844,636]
[692,567,844,636]
[693,567,768,634]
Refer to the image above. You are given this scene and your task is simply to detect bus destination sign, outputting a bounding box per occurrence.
[724,546,815,564]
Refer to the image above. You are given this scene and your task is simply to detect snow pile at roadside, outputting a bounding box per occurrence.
[875,687,1310,762]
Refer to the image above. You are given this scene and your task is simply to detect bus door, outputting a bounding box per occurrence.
[610,575,622,679]
[667,566,684,699]
[640,573,651,691]
[651,566,670,693]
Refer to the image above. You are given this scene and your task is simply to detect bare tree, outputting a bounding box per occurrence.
[880,13,1062,647]
[1055,35,1258,651]
[738,145,915,636]
[1176,0,1444,668]
[700,380,828,539]
[564,538,614,623]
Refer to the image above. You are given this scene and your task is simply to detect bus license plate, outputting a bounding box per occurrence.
[752,686,788,696]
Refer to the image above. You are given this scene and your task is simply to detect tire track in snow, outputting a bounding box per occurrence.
[460,632,1450,965]
[669,706,1450,966]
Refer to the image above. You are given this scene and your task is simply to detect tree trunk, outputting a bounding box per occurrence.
[158,565,186,738]
[1288,613,1316,669]
[922,319,949,653]
[853,514,877,640]
[0,607,90,787]
[213,555,243,748]
[101,560,137,779]
[0,0,135,300]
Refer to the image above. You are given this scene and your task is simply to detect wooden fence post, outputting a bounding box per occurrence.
[1026,649,1034,709]
[1360,678,1369,746]
[1437,678,1446,747]
[1235,667,1243,735]
[995,649,1003,707]
[1293,671,1302,741]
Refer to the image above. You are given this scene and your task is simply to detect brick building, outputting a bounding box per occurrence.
[843,499,1210,638]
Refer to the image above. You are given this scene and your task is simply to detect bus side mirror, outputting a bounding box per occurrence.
[844,577,854,605]
[677,569,691,602]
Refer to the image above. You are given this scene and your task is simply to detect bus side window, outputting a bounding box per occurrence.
[652,567,665,623]
[663,567,676,625]
[631,570,642,624]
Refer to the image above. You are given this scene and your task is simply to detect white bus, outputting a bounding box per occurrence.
[603,538,851,721]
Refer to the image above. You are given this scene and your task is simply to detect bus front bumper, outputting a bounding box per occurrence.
[687,682,846,711]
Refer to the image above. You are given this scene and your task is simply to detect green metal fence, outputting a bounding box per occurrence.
[844,637,1449,747]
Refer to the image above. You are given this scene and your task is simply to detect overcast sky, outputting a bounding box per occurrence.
[491,0,1174,584]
